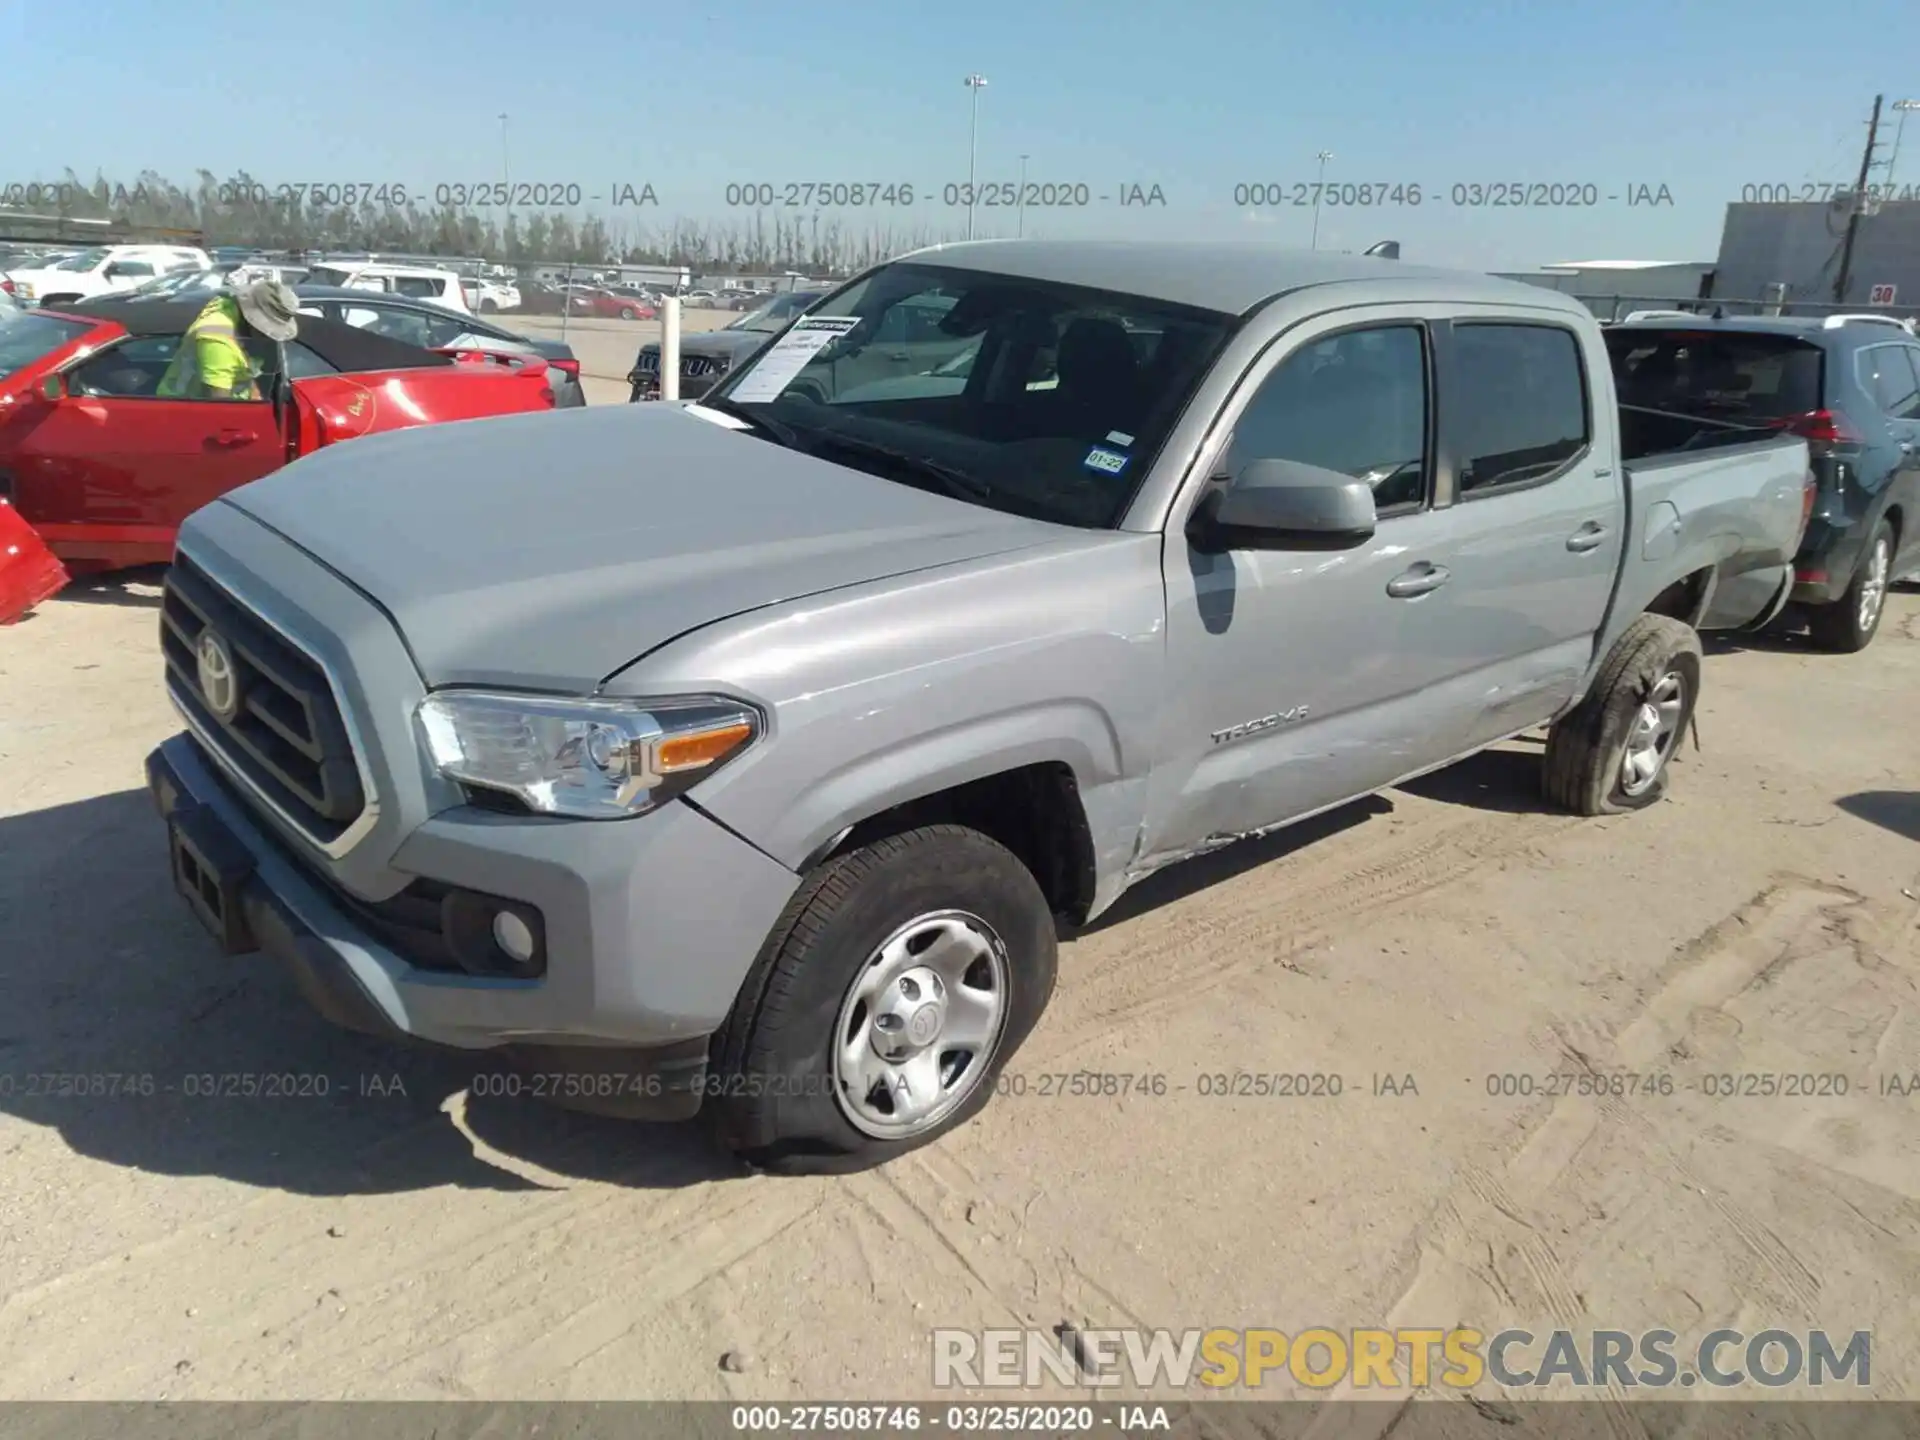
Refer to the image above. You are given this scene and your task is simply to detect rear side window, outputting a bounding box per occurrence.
[392,275,448,300]
[1606,329,1824,421]
[1452,324,1589,495]
[1858,345,1920,420]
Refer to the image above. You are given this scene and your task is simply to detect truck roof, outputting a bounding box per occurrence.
[896,239,1589,319]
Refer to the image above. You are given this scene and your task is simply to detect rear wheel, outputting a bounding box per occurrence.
[1806,520,1892,653]
[1543,613,1702,815]
[709,825,1057,1175]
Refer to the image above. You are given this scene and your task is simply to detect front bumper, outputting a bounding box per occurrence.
[146,732,801,1119]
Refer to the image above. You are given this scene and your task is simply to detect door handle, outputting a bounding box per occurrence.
[1566,521,1609,552]
[1386,562,1451,598]
[212,429,258,446]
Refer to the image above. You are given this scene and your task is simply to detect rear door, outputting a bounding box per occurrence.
[8,335,281,563]
[1417,315,1625,754]
[1856,343,1920,578]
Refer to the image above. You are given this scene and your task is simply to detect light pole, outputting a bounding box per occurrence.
[1017,153,1029,237]
[1310,150,1333,250]
[963,74,989,240]
[1888,100,1920,189]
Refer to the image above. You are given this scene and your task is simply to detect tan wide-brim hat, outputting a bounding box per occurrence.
[236,277,301,343]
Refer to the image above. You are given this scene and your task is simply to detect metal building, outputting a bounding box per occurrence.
[1491,259,1716,301]
[1712,199,1920,306]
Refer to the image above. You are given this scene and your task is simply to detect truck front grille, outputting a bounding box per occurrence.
[161,557,367,847]
[632,350,722,379]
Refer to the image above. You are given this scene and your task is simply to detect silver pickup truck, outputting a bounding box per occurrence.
[145,242,1812,1173]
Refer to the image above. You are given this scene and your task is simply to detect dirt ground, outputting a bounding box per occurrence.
[1,546,1917,1410]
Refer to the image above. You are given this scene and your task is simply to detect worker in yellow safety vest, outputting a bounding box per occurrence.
[156,277,302,400]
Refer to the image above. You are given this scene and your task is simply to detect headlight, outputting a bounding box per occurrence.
[416,691,760,819]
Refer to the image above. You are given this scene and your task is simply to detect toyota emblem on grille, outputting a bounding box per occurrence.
[195,630,241,722]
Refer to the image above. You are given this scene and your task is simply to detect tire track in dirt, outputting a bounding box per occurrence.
[1296,878,1868,1439]
[0,1097,825,1396]
[1033,805,1582,1066]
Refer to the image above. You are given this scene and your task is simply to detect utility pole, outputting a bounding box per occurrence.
[1834,94,1883,304]
[963,75,989,241]
[1310,151,1333,250]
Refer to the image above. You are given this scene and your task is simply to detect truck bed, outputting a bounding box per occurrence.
[1610,405,1811,634]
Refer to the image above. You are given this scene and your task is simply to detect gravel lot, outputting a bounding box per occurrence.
[1,463,1917,1404]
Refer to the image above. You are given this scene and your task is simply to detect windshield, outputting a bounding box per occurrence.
[46,249,108,273]
[728,293,821,333]
[709,261,1235,529]
[1606,328,1825,421]
[0,309,92,379]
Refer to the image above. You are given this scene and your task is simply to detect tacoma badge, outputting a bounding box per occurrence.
[1211,707,1308,745]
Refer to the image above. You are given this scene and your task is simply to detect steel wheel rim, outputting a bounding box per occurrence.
[1620,669,1687,797]
[831,909,1011,1140]
[1858,537,1890,635]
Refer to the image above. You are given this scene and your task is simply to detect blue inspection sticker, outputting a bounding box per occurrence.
[1083,445,1130,476]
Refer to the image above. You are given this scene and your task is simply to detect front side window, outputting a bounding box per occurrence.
[1225,324,1430,513]
[712,261,1235,529]
[1452,324,1589,495]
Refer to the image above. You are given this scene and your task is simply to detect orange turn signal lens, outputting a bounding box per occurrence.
[654,721,754,773]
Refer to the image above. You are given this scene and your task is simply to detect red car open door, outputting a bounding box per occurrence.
[6,331,283,569]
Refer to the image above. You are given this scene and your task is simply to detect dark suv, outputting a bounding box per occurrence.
[1606,315,1920,651]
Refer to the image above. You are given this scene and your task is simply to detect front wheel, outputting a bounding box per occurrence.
[1543,613,1702,816]
[709,825,1057,1175]
[619,306,637,321]
[1806,520,1893,653]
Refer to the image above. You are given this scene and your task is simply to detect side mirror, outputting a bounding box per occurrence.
[1187,458,1378,553]
[38,373,67,402]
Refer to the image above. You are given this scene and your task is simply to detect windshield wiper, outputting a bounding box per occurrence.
[805,431,994,502]
[697,396,801,449]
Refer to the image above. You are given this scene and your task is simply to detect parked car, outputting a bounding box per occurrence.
[303,262,473,315]
[461,277,521,313]
[0,295,557,571]
[289,286,584,408]
[1,244,213,306]
[568,288,655,321]
[116,262,311,299]
[1607,313,1920,650]
[142,242,1810,1173]
[627,288,829,401]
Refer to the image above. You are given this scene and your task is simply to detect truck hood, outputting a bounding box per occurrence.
[218,403,1064,690]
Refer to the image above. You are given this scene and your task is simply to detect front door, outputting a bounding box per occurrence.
[11,335,281,565]
[1140,312,1456,868]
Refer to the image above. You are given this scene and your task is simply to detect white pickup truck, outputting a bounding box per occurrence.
[2,244,213,306]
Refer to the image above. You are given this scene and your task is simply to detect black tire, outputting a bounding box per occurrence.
[479,300,498,314]
[1543,613,1702,816]
[619,306,637,321]
[1805,519,1893,653]
[709,825,1057,1175]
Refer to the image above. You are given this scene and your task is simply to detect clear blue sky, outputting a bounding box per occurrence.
[5,0,1918,270]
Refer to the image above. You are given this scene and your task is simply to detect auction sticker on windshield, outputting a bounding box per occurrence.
[729,316,861,402]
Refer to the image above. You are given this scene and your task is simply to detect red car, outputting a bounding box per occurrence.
[568,288,656,321]
[0,296,557,573]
